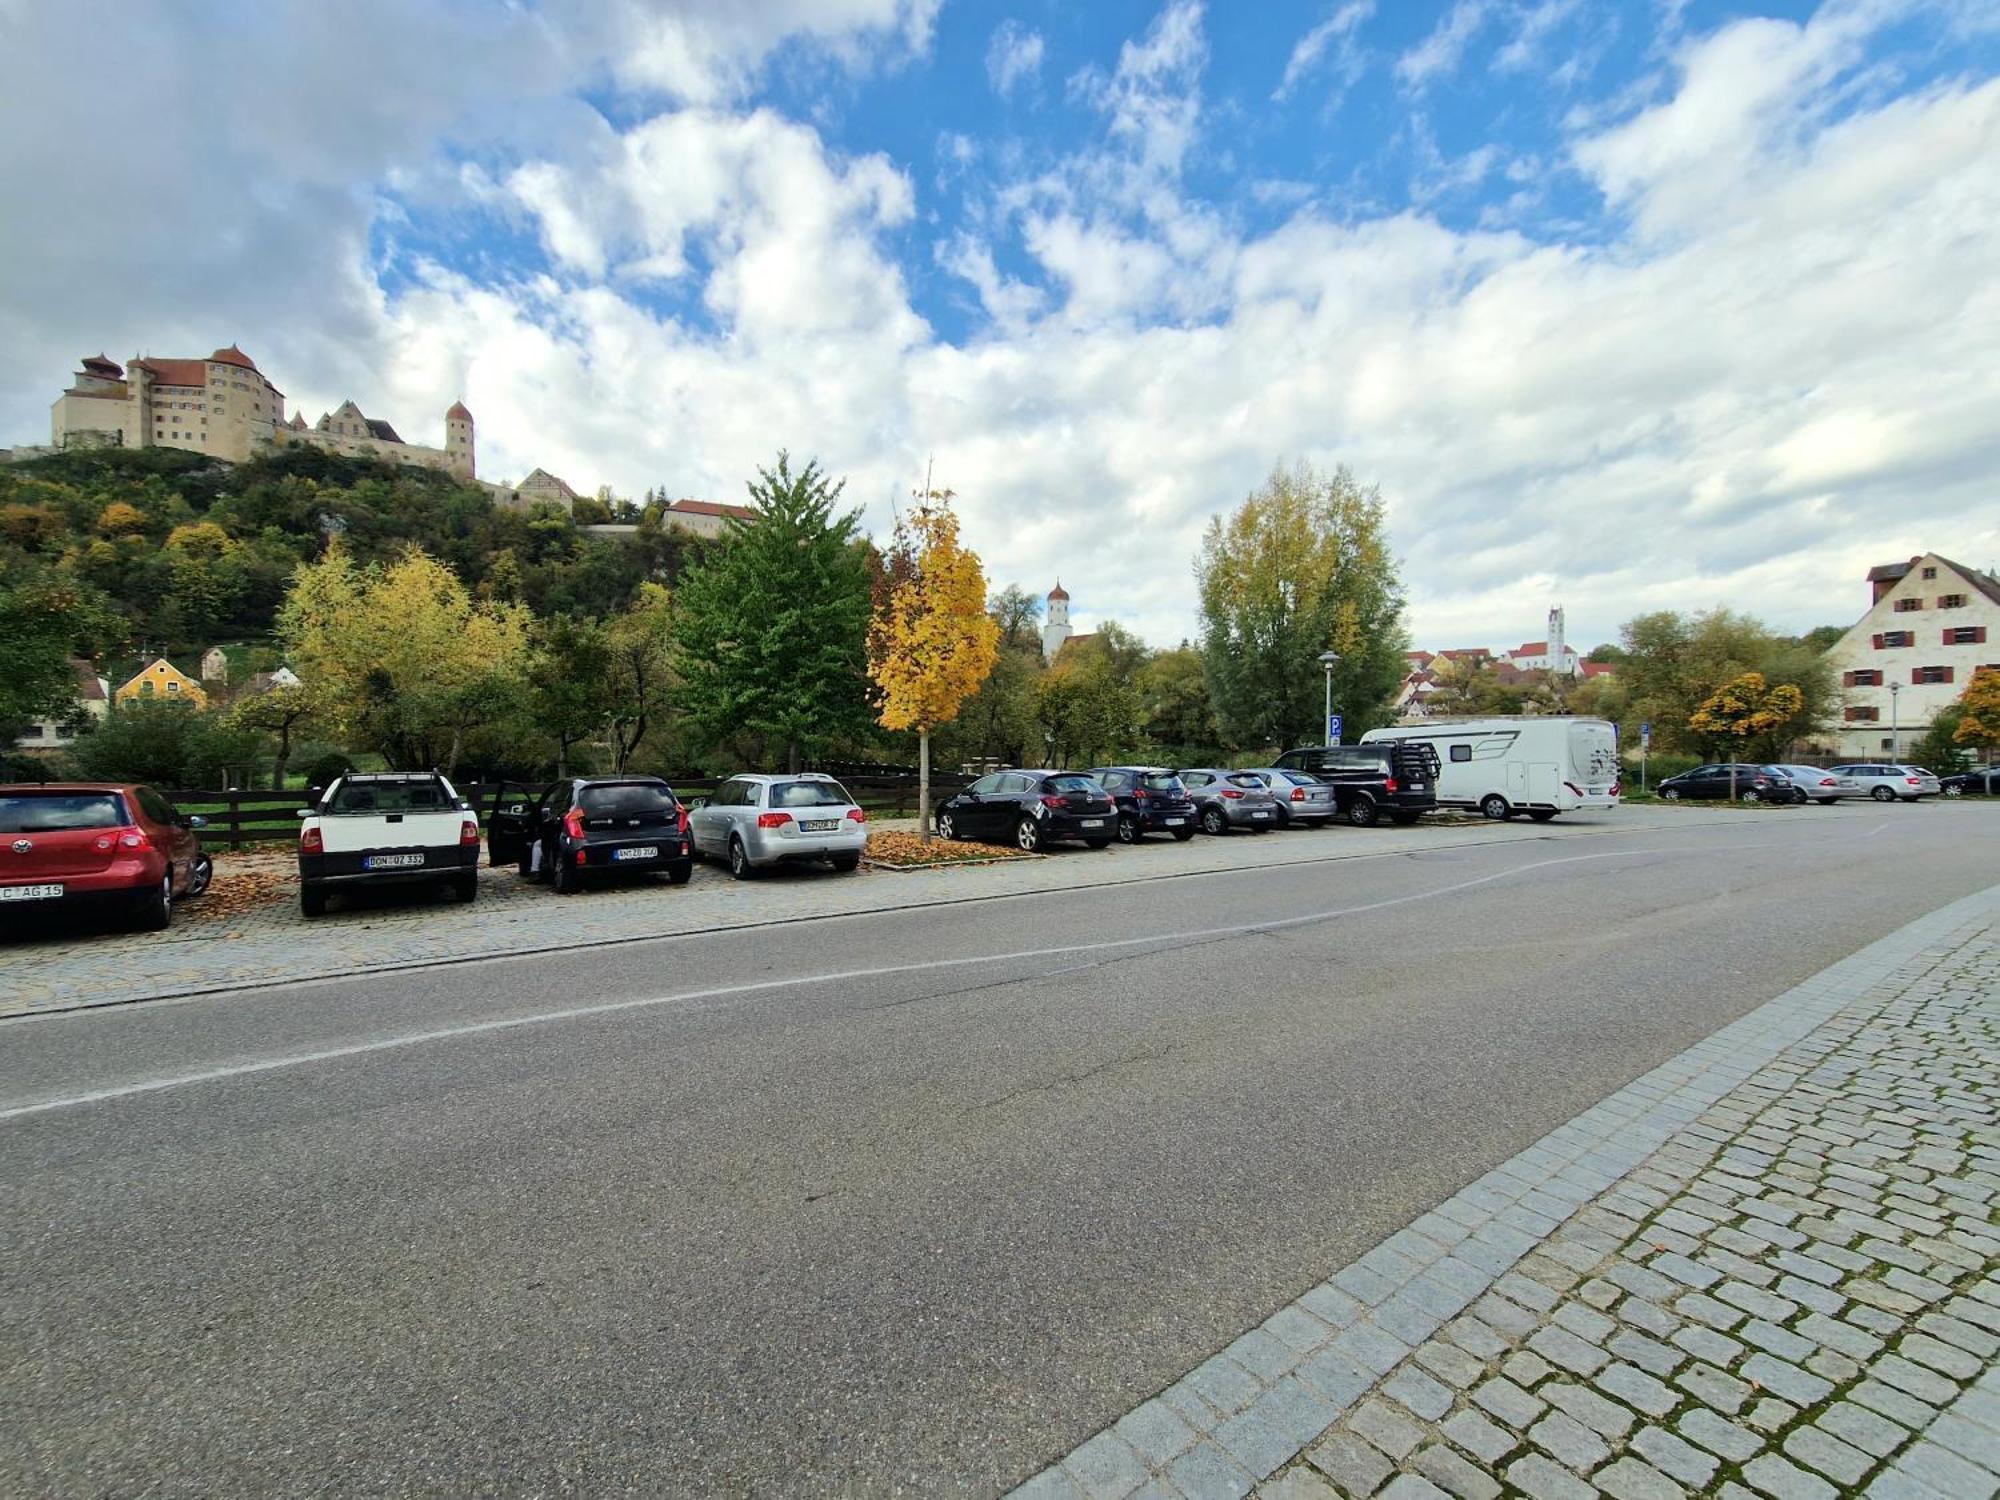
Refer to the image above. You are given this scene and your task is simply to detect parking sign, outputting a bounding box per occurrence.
[1326,713,1344,745]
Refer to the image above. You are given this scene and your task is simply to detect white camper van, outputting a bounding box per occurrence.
[1361,717,1621,821]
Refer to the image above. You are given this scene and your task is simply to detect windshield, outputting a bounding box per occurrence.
[770,780,851,808]
[1225,773,1267,790]
[0,792,128,833]
[1139,773,1183,792]
[1279,771,1321,785]
[580,783,675,815]
[328,779,450,813]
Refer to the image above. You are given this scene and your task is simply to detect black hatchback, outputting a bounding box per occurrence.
[1655,764,1792,803]
[934,771,1118,852]
[1086,766,1199,843]
[1272,743,1440,826]
[488,776,693,893]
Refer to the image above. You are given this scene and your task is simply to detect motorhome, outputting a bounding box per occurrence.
[1361,717,1621,821]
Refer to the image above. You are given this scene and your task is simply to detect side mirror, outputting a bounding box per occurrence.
[296,807,312,819]
[186,814,208,829]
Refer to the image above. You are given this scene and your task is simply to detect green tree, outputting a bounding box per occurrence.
[1138,644,1221,760]
[1035,651,1141,767]
[1617,608,1834,757]
[1196,461,1407,751]
[1908,705,1972,775]
[671,453,871,771]
[0,571,108,738]
[226,682,320,789]
[987,584,1043,650]
[525,615,616,776]
[74,700,263,787]
[1796,624,1847,653]
[605,583,675,772]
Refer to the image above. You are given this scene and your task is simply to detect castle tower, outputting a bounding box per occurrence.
[445,400,474,479]
[1548,605,1569,676]
[127,356,153,449]
[1041,581,1073,663]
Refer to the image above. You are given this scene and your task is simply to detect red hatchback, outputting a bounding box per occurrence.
[0,783,212,931]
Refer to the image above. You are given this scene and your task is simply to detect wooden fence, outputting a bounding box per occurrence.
[165,773,974,850]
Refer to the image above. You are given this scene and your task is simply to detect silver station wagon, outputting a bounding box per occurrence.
[687,772,867,878]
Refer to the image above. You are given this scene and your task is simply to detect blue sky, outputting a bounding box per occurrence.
[3,0,1997,651]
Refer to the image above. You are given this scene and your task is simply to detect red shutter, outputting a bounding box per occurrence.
[1979,627,1990,645]
[1944,630,1954,646]
[1842,670,1854,687]
[1872,633,1884,649]
[1944,667,1955,684]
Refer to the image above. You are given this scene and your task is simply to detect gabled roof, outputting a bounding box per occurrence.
[71,659,107,702]
[132,357,207,388]
[667,498,756,520]
[445,400,472,421]
[1580,661,1618,679]
[1932,554,2000,609]
[364,418,402,443]
[1866,558,1917,584]
[1512,640,1550,656]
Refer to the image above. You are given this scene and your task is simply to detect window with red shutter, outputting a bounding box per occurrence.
[1873,633,1885,649]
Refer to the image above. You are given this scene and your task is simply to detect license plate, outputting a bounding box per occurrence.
[1165,817,1185,826]
[614,846,659,861]
[799,819,838,833]
[1081,818,1104,828]
[1408,783,1427,790]
[0,883,63,902]
[1251,810,1269,818]
[363,852,425,870]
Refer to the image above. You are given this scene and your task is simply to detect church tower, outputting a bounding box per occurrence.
[1041,581,1073,663]
[445,400,474,479]
[1548,604,1570,676]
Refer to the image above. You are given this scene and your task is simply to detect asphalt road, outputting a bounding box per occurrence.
[4,803,1995,1496]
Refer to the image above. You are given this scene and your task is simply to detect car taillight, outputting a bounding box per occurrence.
[460,818,480,845]
[1906,776,1921,785]
[1819,778,1836,787]
[846,807,866,823]
[1609,782,1622,797]
[1041,795,1067,809]
[563,808,586,839]
[117,827,152,850]
[1221,788,1243,799]
[1132,788,1148,802]
[756,811,790,828]
[300,825,323,854]
[1384,778,1400,793]
[1291,786,1305,801]
[677,807,691,834]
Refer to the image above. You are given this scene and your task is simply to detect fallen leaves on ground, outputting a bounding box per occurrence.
[182,850,295,922]
[864,831,1037,867]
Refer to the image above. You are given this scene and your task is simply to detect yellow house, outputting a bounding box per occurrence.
[114,657,209,709]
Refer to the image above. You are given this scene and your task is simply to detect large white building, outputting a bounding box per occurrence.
[1820,553,2000,758]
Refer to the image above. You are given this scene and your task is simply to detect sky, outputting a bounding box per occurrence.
[1,0,1996,654]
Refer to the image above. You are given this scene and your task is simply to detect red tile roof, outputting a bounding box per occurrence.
[81,353,122,375]
[446,400,472,420]
[1048,581,1070,601]
[668,499,757,520]
[208,344,258,371]
[1512,641,1549,655]
[1580,661,1619,679]
[132,357,208,388]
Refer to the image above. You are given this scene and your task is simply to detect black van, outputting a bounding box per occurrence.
[1271,742,1441,827]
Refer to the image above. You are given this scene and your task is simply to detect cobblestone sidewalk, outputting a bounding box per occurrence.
[1017,885,2000,1500]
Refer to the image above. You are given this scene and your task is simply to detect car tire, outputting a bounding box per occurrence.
[1661,788,1681,802]
[1200,806,1227,836]
[1347,795,1380,828]
[1015,817,1044,853]
[1480,794,1511,820]
[1871,785,1896,802]
[1116,813,1141,844]
[729,836,759,880]
[1942,784,1962,798]
[1172,827,1196,842]
[186,851,214,897]
[1742,790,1762,804]
[1528,809,1559,822]
[554,856,581,894]
[1084,837,1112,850]
[830,852,861,872]
[134,871,172,932]
[666,859,693,884]
[452,873,477,903]
[300,883,327,918]
[936,810,958,841]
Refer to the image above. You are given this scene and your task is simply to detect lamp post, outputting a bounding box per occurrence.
[1319,650,1341,747]
[1889,681,1901,760]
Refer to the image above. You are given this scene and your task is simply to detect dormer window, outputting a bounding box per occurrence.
[1921,566,1938,579]
[1894,597,1923,612]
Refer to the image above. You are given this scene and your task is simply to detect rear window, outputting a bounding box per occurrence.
[770,779,851,808]
[1279,771,1320,785]
[0,792,128,833]
[1139,773,1183,791]
[328,779,451,813]
[1045,775,1100,794]
[580,783,676,816]
[1225,773,1267,789]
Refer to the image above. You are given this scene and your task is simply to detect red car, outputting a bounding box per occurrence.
[0,783,212,931]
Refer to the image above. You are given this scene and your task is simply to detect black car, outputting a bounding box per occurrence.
[1654,764,1792,803]
[489,776,693,893]
[934,771,1117,852]
[1085,766,1199,843]
[1271,742,1440,827]
[1940,765,2000,797]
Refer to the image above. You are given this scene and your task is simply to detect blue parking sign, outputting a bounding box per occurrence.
[1326,713,1344,745]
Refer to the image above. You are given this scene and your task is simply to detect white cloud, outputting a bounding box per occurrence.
[1275,1,1374,101]
[986,20,1046,97]
[1494,0,1583,73]
[1396,0,1492,88]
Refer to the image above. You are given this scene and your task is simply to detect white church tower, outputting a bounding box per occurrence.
[1548,604,1571,677]
[1041,581,1073,663]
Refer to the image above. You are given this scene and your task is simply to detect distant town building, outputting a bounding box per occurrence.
[1396,608,1610,718]
[199,646,230,683]
[13,660,109,749]
[114,657,207,708]
[659,498,758,538]
[1042,581,1073,663]
[1818,552,2000,758]
[1500,607,1580,676]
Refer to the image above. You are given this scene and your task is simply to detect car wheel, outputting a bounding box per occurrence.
[729,836,759,880]
[1116,813,1140,844]
[830,852,861,872]
[1741,789,1762,804]
[134,871,173,932]
[1871,785,1896,802]
[666,859,693,885]
[1347,795,1380,828]
[1200,806,1227,836]
[452,873,477,903]
[936,810,958,841]
[1084,837,1112,849]
[1479,794,1511,819]
[1661,788,1681,802]
[185,851,214,898]
[1015,816,1044,853]
[1942,784,1962,798]
[300,883,327,918]
[554,855,581,894]
[1172,827,1196,841]
[1528,809,1559,822]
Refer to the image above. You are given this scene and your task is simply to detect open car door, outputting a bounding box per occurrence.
[486,782,538,866]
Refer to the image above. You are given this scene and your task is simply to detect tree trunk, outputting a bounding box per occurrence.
[919,725,931,845]
[446,727,463,778]
[556,739,568,778]
[272,723,292,790]
[787,739,800,774]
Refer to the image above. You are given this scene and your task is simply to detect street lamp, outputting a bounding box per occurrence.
[1889,681,1901,759]
[1318,650,1342,747]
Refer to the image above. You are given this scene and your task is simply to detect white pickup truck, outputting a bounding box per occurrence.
[297,771,480,917]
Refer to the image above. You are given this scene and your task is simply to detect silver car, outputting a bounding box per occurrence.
[688,772,868,878]
[1177,768,1280,834]
[1828,763,1942,802]
[1768,765,1844,805]
[1240,769,1338,827]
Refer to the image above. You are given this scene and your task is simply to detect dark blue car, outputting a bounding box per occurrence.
[1085,766,1199,843]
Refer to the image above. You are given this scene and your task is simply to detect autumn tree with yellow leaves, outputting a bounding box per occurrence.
[868,489,1000,842]
[1955,666,2000,752]
[1688,671,1807,766]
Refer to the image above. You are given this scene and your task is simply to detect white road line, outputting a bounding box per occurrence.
[0,829,1882,1123]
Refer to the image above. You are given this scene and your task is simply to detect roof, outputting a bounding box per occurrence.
[81,353,121,374]
[1866,558,1918,583]
[1580,661,1619,679]
[208,344,258,371]
[364,418,403,443]
[116,656,196,690]
[1512,641,1550,656]
[1048,580,1070,601]
[667,498,757,520]
[71,659,107,701]
[445,400,472,420]
[1437,647,1490,660]
[1931,554,2000,609]
[519,467,580,498]
[132,357,207,388]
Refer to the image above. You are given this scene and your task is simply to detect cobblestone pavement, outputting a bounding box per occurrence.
[1015,884,2000,1500]
[0,803,1783,1020]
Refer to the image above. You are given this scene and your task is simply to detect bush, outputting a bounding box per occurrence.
[0,748,80,783]
[303,750,355,789]
[72,700,265,788]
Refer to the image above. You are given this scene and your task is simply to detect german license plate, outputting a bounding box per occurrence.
[614,846,658,861]
[363,852,424,870]
[1408,783,1426,790]
[1164,817,1185,826]
[800,819,838,832]
[1251,810,1269,818]
[0,883,63,902]
[1081,818,1104,828]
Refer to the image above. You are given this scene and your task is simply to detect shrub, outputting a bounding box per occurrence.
[303,750,355,789]
[72,700,265,788]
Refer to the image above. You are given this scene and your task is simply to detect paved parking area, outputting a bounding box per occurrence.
[0,802,1968,1021]
[1015,883,2000,1500]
